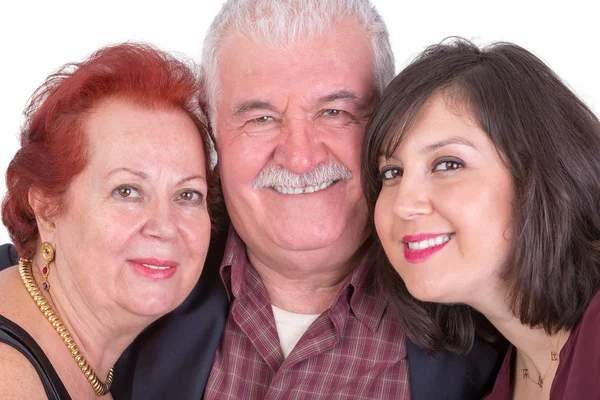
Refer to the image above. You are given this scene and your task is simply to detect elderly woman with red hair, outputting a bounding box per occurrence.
[0,43,216,399]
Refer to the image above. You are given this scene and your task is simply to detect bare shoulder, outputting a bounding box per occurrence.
[0,342,48,399]
[0,266,28,316]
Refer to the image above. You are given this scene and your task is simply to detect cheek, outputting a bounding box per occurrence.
[451,181,513,266]
[177,212,211,256]
[323,126,364,169]
[374,192,395,246]
[218,134,276,183]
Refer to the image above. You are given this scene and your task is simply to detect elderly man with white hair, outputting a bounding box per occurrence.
[0,0,504,399]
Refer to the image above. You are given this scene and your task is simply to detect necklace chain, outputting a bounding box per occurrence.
[18,258,114,396]
[519,334,562,388]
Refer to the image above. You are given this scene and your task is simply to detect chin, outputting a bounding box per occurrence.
[123,290,182,318]
[403,276,453,305]
[267,222,346,251]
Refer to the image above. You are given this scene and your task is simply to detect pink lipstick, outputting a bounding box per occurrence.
[401,233,453,264]
[129,258,177,280]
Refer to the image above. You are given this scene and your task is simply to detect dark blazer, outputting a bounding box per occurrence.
[0,239,503,400]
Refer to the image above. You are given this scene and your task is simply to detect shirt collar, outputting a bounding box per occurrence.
[219,227,387,331]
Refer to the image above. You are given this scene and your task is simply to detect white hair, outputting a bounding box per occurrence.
[200,0,395,134]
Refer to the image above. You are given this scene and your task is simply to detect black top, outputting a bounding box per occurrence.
[0,314,71,400]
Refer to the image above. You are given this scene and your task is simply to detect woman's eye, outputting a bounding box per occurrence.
[178,190,203,203]
[433,160,464,172]
[379,166,402,181]
[323,109,343,117]
[114,186,141,198]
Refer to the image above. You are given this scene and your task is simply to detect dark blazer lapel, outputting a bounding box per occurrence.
[406,338,505,400]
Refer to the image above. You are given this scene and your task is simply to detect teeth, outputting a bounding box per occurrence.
[142,263,171,270]
[273,181,334,195]
[406,234,452,250]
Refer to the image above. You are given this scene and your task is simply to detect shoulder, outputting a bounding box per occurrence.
[574,288,600,340]
[0,244,18,272]
[0,331,48,398]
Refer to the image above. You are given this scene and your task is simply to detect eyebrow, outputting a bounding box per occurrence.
[421,137,476,154]
[233,100,277,116]
[107,168,148,179]
[175,175,207,186]
[232,90,367,117]
[317,90,360,105]
[107,168,206,186]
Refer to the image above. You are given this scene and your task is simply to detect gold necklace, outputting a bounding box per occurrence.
[18,258,114,396]
[519,333,562,388]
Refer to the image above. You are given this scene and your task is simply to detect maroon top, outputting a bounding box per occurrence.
[485,289,600,399]
[204,229,411,400]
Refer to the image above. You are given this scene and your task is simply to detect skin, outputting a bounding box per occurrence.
[0,98,210,398]
[215,21,378,313]
[375,92,568,400]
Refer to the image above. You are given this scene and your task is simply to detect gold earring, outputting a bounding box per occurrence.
[41,242,54,291]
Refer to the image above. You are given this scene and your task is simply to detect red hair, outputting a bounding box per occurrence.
[2,43,216,257]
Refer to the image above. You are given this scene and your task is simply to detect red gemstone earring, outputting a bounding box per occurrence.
[41,242,54,291]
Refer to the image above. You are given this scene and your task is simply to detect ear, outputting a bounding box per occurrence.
[28,186,57,243]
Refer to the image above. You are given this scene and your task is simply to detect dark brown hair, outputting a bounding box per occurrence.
[361,38,600,353]
[2,43,219,258]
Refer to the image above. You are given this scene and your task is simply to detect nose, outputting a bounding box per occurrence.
[141,197,178,241]
[273,118,328,175]
[392,177,433,220]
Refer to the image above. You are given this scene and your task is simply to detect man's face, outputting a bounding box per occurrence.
[215,21,378,261]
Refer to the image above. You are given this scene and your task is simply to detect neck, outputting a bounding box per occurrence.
[469,287,569,390]
[247,240,369,314]
[29,255,153,379]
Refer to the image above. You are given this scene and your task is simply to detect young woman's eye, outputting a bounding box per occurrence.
[379,166,402,181]
[113,185,141,199]
[433,159,464,172]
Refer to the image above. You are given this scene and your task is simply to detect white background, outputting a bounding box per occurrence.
[0,0,598,245]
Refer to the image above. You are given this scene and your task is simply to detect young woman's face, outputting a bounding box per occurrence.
[374,93,514,305]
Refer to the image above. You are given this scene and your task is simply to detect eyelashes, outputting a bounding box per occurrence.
[112,185,205,205]
[378,157,465,182]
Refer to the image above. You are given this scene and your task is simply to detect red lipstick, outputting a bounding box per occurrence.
[129,258,177,280]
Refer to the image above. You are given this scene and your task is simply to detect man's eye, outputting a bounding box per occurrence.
[323,109,343,117]
[114,186,141,198]
[379,166,402,181]
[433,159,464,172]
[251,116,273,124]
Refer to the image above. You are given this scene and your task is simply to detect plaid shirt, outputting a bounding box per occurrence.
[204,229,411,400]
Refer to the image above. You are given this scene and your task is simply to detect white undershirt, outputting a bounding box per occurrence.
[271,305,321,358]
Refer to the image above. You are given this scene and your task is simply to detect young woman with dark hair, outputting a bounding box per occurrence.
[362,38,600,399]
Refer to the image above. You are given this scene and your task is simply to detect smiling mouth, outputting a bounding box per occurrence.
[272,181,335,195]
[142,263,172,270]
[405,233,454,250]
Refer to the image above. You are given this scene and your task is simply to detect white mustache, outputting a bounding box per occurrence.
[252,162,352,188]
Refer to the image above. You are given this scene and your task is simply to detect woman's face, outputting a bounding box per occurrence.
[48,98,210,318]
[374,93,513,305]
